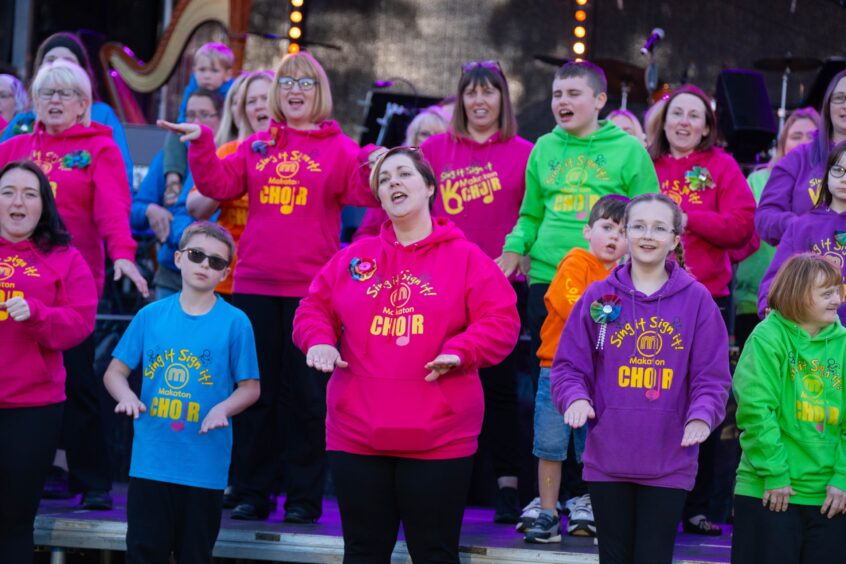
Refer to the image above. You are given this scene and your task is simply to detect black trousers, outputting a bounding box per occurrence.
[589,481,686,564]
[230,294,327,517]
[328,452,474,564]
[0,403,64,563]
[63,334,113,492]
[477,343,520,478]
[732,494,846,564]
[126,477,223,564]
[526,283,549,396]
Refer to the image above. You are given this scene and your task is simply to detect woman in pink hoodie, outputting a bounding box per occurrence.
[293,147,520,563]
[651,84,756,535]
[0,60,148,510]
[0,160,97,562]
[160,51,381,522]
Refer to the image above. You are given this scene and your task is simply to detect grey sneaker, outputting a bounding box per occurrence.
[524,512,562,544]
[566,494,596,537]
[515,497,563,532]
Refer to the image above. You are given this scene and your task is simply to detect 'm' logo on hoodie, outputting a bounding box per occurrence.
[257,151,321,215]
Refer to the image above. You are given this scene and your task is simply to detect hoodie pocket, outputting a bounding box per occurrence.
[333,374,456,452]
[587,406,689,479]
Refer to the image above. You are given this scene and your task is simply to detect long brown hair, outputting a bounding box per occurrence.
[648,85,717,160]
[452,61,518,141]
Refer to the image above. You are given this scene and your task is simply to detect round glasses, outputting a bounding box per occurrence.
[830,164,846,178]
[626,223,676,240]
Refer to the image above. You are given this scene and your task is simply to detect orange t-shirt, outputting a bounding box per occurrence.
[537,247,614,368]
[189,140,249,295]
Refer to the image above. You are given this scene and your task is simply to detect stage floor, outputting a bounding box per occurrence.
[35,485,731,563]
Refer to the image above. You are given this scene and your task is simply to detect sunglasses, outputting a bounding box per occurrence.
[461,59,503,75]
[180,248,230,271]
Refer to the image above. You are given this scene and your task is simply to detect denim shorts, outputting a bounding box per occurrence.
[533,367,587,461]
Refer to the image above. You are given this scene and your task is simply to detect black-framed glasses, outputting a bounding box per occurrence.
[179,248,230,271]
[830,164,846,178]
[626,223,676,240]
[461,60,503,75]
[277,76,317,91]
[37,88,79,101]
[830,93,846,106]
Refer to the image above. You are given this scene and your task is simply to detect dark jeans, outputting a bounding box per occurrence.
[0,403,64,563]
[477,344,521,478]
[63,334,112,492]
[589,481,686,564]
[126,477,223,564]
[328,452,474,564]
[230,294,328,517]
[732,494,846,564]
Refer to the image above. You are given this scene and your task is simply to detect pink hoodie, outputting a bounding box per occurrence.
[0,238,98,408]
[353,132,533,258]
[0,122,136,294]
[654,148,756,298]
[188,120,376,297]
[293,218,520,459]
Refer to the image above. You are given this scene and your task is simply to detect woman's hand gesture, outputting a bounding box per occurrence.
[157,120,202,143]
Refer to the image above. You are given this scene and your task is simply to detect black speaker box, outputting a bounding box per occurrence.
[715,69,777,162]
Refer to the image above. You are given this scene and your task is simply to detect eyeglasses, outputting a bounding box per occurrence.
[0,92,13,100]
[37,88,79,101]
[830,164,846,178]
[179,248,230,271]
[626,223,676,240]
[277,76,317,91]
[185,111,218,121]
[830,93,846,105]
[461,60,503,75]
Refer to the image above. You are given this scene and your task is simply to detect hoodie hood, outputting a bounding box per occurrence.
[33,120,115,141]
[379,216,465,250]
[550,119,632,145]
[607,259,695,301]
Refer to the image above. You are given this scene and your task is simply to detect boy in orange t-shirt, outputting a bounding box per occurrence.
[525,195,628,544]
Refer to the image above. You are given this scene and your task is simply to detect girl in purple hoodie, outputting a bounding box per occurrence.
[551,193,731,563]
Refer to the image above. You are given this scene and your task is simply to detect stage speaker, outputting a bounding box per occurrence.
[715,69,777,163]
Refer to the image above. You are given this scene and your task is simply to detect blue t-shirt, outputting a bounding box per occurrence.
[112,294,259,489]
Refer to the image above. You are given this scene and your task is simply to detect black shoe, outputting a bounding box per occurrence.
[283,506,319,524]
[493,486,520,524]
[682,515,723,536]
[80,490,113,510]
[231,502,270,521]
[222,486,242,509]
[42,466,74,500]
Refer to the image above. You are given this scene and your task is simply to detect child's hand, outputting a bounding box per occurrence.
[563,399,595,428]
[424,354,461,382]
[113,259,150,298]
[157,120,202,143]
[681,419,710,447]
[763,485,795,512]
[306,344,348,373]
[821,485,846,518]
[495,252,523,278]
[1,296,31,321]
[115,392,146,419]
[200,404,229,434]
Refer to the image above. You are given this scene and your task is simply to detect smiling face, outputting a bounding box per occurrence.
[551,75,606,137]
[244,78,270,133]
[34,80,87,134]
[783,117,818,155]
[801,273,842,334]
[175,233,231,293]
[0,167,43,243]
[625,200,679,268]
[664,93,710,158]
[829,77,846,139]
[462,79,501,137]
[376,154,434,222]
[277,75,317,129]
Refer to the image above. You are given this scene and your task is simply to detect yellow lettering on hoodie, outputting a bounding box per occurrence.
[0,289,24,321]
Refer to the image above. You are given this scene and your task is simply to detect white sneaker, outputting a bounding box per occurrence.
[566,494,596,537]
[515,497,563,532]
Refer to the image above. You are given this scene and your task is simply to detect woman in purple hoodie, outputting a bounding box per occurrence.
[756,70,846,245]
[551,193,731,563]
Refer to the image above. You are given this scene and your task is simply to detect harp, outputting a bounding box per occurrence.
[99,0,252,123]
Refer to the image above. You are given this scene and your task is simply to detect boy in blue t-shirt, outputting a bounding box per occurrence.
[104,221,259,563]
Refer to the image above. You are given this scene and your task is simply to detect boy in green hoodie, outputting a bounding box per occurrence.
[498,61,658,380]
[733,254,846,564]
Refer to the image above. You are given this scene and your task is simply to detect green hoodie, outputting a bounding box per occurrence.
[502,120,658,285]
[734,311,846,505]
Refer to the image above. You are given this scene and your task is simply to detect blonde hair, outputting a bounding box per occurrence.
[768,254,844,323]
[31,60,92,126]
[404,107,449,146]
[215,72,249,147]
[194,42,235,70]
[608,109,646,146]
[267,52,332,124]
[237,70,274,139]
[769,107,820,170]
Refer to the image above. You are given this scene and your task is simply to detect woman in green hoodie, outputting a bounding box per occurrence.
[733,254,846,564]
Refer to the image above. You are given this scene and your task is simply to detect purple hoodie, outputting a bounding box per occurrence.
[755,143,826,246]
[550,261,731,490]
[758,208,846,322]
